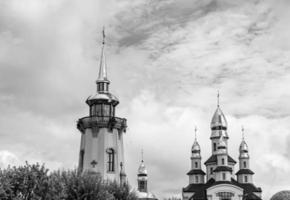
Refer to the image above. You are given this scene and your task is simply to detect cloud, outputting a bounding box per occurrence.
[0,150,20,168]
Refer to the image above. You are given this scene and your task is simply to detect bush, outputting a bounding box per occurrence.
[0,162,137,200]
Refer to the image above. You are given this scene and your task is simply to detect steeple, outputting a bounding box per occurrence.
[191,127,201,159]
[77,27,127,184]
[187,126,205,184]
[239,126,249,159]
[137,152,148,193]
[210,92,228,132]
[96,27,110,93]
[237,127,254,183]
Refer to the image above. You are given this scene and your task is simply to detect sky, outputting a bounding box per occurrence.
[0,0,290,199]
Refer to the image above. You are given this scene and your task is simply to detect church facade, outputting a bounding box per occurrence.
[182,104,262,200]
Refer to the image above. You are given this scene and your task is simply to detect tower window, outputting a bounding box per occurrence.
[214,143,217,151]
[222,173,226,180]
[245,176,248,183]
[79,150,84,172]
[195,176,199,183]
[138,180,147,192]
[107,148,115,172]
[195,162,198,168]
[210,167,213,174]
[222,158,225,165]
[243,161,247,168]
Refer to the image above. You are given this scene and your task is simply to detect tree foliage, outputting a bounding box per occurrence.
[0,162,137,200]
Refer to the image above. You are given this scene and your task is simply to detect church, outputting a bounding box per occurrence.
[182,103,262,200]
[75,29,262,200]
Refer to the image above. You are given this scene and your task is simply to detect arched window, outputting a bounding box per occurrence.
[243,161,247,168]
[195,162,198,168]
[214,143,217,151]
[222,158,225,165]
[245,175,248,183]
[210,167,213,174]
[106,148,115,172]
[195,176,199,183]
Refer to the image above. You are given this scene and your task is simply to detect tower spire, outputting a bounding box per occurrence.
[217,90,220,107]
[141,149,144,162]
[96,26,110,93]
[194,126,197,141]
[241,126,245,140]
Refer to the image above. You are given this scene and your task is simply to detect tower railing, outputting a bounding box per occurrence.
[77,116,127,132]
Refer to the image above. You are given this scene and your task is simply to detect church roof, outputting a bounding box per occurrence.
[184,178,262,200]
[187,169,206,175]
[210,106,227,129]
[204,155,236,165]
[236,169,255,175]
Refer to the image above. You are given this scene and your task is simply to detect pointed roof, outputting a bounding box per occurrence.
[138,160,148,176]
[96,27,110,83]
[239,127,249,158]
[211,106,228,129]
[211,92,228,130]
[192,126,201,152]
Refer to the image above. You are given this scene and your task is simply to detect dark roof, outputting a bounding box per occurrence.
[213,166,232,172]
[204,155,237,165]
[236,169,255,175]
[185,178,262,200]
[187,169,206,175]
[244,192,262,200]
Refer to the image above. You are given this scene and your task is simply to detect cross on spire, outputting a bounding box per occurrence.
[241,126,245,140]
[194,126,197,141]
[102,26,105,45]
[217,90,220,107]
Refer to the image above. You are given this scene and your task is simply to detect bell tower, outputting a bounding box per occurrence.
[77,28,127,183]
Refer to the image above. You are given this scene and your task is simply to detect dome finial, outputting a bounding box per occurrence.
[102,26,105,45]
[217,90,220,107]
[194,126,197,141]
[141,148,144,162]
[241,126,245,140]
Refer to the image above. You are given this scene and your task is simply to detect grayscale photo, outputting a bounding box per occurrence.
[0,0,289,200]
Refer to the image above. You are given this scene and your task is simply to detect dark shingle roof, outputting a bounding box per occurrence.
[185,178,262,200]
[204,155,237,165]
[187,169,206,175]
[236,169,255,175]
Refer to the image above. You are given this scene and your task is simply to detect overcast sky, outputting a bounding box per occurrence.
[0,0,290,199]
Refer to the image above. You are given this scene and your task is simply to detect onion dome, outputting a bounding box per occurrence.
[191,139,201,158]
[211,106,228,130]
[138,160,147,176]
[191,127,201,158]
[271,191,290,200]
[239,127,249,158]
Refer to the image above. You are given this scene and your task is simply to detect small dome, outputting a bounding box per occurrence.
[239,140,249,158]
[271,190,290,200]
[211,106,227,129]
[239,140,248,152]
[86,92,119,106]
[192,140,200,152]
[138,160,147,175]
[191,140,201,158]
